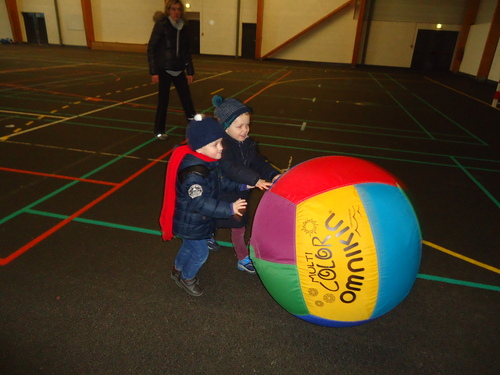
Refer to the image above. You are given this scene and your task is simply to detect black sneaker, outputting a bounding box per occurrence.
[176,277,203,297]
[207,238,220,251]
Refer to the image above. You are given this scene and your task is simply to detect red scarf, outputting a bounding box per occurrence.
[159,145,218,241]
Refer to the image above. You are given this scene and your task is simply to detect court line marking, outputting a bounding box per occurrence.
[4,129,497,175]
[259,73,488,145]
[425,76,500,110]
[0,109,66,119]
[412,92,487,145]
[3,75,487,147]
[244,71,292,104]
[422,240,500,274]
[14,207,500,292]
[0,63,95,74]
[252,135,500,170]
[450,156,500,208]
[1,67,496,274]
[384,90,435,140]
[99,119,496,173]
[417,273,499,292]
[0,135,159,226]
[210,88,224,95]
[1,139,169,164]
[383,74,487,145]
[0,70,233,141]
[0,166,118,186]
[0,137,170,266]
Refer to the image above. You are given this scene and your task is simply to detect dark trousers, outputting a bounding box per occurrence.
[154,71,196,135]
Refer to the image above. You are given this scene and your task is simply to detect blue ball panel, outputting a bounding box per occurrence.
[295,314,375,327]
[356,183,421,319]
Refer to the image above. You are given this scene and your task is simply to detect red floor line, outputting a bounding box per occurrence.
[243,70,293,104]
[0,146,178,266]
[0,82,179,111]
[0,167,118,186]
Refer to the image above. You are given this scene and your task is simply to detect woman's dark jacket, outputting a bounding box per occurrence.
[147,15,194,76]
[216,134,280,228]
[173,153,241,240]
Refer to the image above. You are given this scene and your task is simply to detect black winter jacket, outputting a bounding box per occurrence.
[173,153,242,240]
[216,134,280,228]
[147,15,194,76]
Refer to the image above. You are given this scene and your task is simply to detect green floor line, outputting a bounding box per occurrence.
[255,131,471,160]
[78,137,157,180]
[27,209,161,236]
[383,73,486,145]
[417,273,500,292]
[0,180,80,225]
[384,73,408,90]
[368,72,384,88]
[412,93,488,145]
[23,209,499,292]
[254,137,500,172]
[0,137,157,225]
[450,156,500,208]
[202,80,264,114]
[385,90,436,140]
[254,113,482,142]
[73,113,483,146]
[266,66,289,79]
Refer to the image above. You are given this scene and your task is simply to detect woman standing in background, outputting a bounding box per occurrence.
[147,0,196,140]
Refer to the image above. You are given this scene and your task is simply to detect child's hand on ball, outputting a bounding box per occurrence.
[232,198,247,216]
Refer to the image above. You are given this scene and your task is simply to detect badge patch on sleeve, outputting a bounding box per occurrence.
[188,184,203,198]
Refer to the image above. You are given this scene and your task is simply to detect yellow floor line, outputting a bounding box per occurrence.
[423,240,500,274]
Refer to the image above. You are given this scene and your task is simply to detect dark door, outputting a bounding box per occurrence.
[187,20,200,55]
[241,23,256,59]
[22,13,48,44]
[411,30,459,71]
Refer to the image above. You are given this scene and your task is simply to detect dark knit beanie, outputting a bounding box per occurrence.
[212,95,252,130]
[186,114,225,151]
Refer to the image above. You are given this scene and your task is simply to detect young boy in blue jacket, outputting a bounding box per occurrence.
[160,115,248,296]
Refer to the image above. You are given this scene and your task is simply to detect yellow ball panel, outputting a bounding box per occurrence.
[295,185,380,322]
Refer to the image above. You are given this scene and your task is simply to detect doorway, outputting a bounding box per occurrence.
[241,23,256,59]
[22,12,49,44]
[185,12,200,55]
[187,20,200,55]
[411,30,459,71]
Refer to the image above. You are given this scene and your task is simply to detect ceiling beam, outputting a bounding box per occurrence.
[261,0,355,60]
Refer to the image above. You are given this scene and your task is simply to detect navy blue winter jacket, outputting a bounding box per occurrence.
[219,134,280,187]
[173,153,242,240]
[216,134,280,229]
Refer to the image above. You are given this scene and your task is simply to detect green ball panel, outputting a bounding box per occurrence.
[250,247,309,315]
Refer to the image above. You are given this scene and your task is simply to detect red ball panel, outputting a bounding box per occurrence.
[272,156,399,204]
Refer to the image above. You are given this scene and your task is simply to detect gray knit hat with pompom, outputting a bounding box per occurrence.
[212,95,252,130]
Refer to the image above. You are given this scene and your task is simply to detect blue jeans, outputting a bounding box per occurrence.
[174,239,209,280]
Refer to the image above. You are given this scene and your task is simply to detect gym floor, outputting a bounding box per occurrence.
[1,44,499,374]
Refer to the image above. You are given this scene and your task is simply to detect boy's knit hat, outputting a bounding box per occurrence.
[212,95,252,130]
[186,114,225,150]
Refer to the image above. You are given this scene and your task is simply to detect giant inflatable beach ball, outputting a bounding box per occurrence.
[250,156,421,327]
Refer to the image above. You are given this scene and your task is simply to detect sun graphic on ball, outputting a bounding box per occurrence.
[302,219,318,236]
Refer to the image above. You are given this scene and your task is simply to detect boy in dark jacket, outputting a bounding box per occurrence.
[160,115,248,296]
[212,95,282,273]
